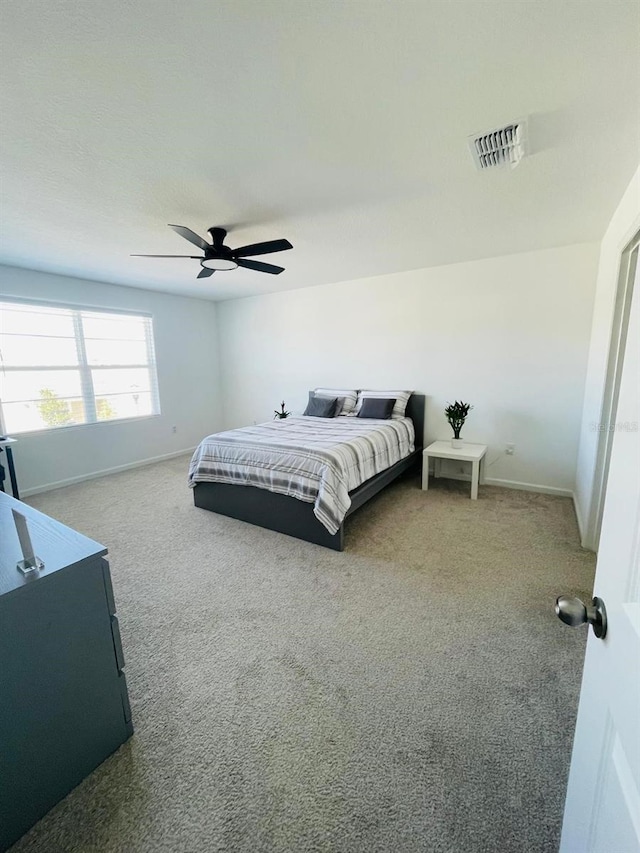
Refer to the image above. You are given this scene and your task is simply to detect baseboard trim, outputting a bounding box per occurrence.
[483,477,573,498]
[20,448,196,498]
[572,493,597,552]
[21,456,573,502]
[572,491,585,541]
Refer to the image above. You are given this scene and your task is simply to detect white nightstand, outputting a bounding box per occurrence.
[422,440,488,500]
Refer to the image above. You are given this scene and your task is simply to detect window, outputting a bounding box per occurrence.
[0,300,160,434]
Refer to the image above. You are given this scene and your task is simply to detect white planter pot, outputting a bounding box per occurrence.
[451,438,464,448]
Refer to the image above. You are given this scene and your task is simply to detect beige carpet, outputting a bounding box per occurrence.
[11,457,595,853]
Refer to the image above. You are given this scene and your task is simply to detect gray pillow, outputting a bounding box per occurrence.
[357,397,396,419]
[313,392,346,416]
[303,393,338,418]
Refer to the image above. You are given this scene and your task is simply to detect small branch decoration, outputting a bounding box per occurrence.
[444,400,473,439]
[274,401,290,419]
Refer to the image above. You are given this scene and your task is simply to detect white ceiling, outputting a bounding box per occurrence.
[1,0,639,302]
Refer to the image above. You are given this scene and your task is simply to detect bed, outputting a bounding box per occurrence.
[189,393,425,551]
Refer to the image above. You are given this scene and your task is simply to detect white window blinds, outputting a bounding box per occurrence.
[0,301,160,434]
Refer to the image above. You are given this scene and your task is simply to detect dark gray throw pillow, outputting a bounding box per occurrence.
[303,393,338,418]
[357,397,396,419]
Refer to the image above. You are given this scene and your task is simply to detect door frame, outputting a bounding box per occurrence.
[586,230,639,551]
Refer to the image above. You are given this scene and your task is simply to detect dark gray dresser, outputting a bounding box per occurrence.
[0,492,133,851]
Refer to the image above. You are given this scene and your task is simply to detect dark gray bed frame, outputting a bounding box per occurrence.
[193,394,425,551]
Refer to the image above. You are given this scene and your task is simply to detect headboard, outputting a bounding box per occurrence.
[406,394,425,452]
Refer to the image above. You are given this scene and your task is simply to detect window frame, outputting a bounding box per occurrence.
[0,296,161,436]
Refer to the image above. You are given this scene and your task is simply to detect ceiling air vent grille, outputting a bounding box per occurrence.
[468,119,527,171]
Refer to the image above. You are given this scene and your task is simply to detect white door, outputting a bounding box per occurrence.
[559,247,640,852]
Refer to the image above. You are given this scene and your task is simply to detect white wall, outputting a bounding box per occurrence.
[574,167,640,547]
[0,265,222,494]
[217,242,599,495]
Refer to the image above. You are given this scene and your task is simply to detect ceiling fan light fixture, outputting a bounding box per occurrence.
[201,257,238,271]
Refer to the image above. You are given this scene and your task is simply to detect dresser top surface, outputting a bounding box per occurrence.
[0,492,107,597]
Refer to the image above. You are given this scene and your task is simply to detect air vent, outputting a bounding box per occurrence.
[468,119,528,171]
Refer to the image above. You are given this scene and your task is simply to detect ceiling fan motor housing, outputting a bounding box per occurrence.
[208,227,228,250]
[202,228,238,269]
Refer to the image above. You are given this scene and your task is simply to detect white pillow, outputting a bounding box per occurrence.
[314,388,358,416]
[355,390,412,420]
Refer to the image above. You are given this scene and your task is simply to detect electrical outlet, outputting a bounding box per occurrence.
[172,425,177,434]
[505,443,515,455]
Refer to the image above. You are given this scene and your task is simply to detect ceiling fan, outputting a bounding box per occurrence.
[132,225,293,278]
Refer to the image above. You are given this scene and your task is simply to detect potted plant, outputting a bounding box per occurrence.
[444,400,473,447]
[274,401,290,419]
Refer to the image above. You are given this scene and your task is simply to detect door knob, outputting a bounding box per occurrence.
[555,595,607,639]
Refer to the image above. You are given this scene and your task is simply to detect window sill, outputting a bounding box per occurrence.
[8,414,162,438]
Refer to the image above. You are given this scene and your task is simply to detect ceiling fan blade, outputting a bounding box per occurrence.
[168,224,210,251]
[237,258,285,275]
[131,254,202,258]
[197,268,215,278]
[233,239,292,258]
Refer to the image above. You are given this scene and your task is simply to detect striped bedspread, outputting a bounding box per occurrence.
[188,416,415,534]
